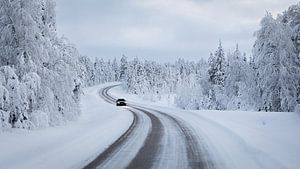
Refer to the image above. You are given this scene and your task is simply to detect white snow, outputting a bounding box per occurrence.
[97,108,151,169]
[1,83,299,169]
[0,83,133,169]
[110,85,300,169]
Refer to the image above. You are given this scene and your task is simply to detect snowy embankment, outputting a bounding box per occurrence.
[110,86,300,169]
[0,83,132,169]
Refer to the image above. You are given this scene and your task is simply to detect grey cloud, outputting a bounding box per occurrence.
[55,0,299,61]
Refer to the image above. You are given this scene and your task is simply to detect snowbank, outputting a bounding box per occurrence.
[191,110,300,169]
[0,83,133,169]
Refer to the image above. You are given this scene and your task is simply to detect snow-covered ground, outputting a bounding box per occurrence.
[0,83,132,169]
[110,85,300,169]
[1,83,300,169]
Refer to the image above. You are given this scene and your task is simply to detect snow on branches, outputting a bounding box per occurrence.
[0,0,82,130]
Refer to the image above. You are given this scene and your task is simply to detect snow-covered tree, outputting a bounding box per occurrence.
[119,54,128,81]
[208,41,226,87]
[281,3,300,108]
[79,55,94,86]
[0,0,83,129]
[253,13,299,112]
[112,58,120,81]
[224,45,256,110]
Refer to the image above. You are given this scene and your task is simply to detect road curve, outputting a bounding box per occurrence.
[133,106,214,169]
[83,85,214,169]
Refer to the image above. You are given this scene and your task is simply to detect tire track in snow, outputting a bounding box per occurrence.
[132,106,214,169]
[83,108,138,169]
[125,107,163,169]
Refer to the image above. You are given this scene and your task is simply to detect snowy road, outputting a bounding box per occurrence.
[1,84,299,169]
[84,85,214,169]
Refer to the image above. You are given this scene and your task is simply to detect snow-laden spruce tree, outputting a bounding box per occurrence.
[112,58,120,82]
[103,59,116,82]
[94,58,106,84]
[208,41,226,87]
[206,42,227,109]
[225,45,244,109]
[125,57,147,95]
[253,12,299,112]
[120,54,128,81]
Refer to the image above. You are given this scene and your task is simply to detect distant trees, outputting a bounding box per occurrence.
[224,45,256,110]
[1,0,299,132]
[76,2,300,113]
[78,2,299,114]
[119,3,300,113]
[78,56,120,87]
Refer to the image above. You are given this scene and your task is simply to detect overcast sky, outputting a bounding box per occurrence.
[55,0,299,62]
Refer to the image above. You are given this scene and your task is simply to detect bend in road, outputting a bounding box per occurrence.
[83,85,214,169]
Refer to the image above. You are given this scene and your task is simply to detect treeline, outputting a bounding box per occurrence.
[1,1,300,131]
[82,3,300,112]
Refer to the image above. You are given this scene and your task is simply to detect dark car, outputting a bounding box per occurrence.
[116,98,127,106]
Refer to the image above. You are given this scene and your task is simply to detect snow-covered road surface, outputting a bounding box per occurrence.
[84,85,214,169]
[109,85,300,169]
